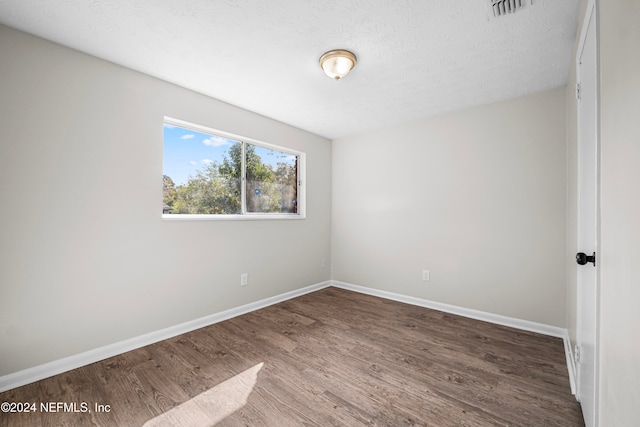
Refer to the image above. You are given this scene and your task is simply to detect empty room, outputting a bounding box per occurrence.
[0,1,638,426]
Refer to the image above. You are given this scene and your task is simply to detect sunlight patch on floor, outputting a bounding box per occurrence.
[143,362,263,426]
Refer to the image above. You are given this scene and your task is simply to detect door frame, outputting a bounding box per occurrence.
[575,0,600,425]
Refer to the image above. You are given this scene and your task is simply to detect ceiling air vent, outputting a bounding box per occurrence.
[488,0,528,17]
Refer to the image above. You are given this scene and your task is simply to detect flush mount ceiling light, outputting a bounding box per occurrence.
[319,49,357,81]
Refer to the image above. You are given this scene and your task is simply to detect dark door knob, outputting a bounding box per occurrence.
[576,252,596,266]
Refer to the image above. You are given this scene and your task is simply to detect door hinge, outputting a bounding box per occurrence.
[576,83,581,100]
[574,345,581,364]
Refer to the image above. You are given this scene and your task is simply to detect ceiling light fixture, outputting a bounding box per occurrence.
[319,49,357,81]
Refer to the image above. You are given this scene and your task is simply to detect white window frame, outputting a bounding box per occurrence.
[163,117,306,220]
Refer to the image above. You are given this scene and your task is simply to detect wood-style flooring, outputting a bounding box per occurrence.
[0,287,584,426]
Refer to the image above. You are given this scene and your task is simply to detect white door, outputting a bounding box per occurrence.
[576,2,598,427]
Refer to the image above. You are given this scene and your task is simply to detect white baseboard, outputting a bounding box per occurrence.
[331,280,567,337]
[1,279,577,397]
[0,281,331,393]
[331,280,577,394]
[564,330,578,395]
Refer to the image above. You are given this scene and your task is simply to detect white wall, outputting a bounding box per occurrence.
[332,89,567,326]
[598,0,640,424]
[0,25,332,376]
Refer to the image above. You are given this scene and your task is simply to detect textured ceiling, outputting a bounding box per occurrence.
[0,0,581,139]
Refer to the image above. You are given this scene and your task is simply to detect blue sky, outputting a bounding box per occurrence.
[163,123,237,186]
[164,123,298,186]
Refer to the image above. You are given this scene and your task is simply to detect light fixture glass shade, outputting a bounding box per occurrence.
[319,50,357,80]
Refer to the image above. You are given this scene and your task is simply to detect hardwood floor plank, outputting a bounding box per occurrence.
[0,287,583,426]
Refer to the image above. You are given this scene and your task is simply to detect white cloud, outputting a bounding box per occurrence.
[203,135,230,147]
[181,134,195,140]
[189,160,197,166]
[201,159,214,165]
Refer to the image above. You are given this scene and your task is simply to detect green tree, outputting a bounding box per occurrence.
[273,157,298,213]
[168,143,297,215]
[163,175,177,212]
[172,162,241,214]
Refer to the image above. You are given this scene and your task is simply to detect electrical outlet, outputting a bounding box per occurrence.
[422,270,430,282]
[240,273,248,286]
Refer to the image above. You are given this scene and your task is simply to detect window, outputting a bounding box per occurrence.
[163,118,304,219]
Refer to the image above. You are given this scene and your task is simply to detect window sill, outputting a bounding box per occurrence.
[162,213,306,221]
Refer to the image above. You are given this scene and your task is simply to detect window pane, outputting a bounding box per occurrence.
[163,123,242,214]
[246,144,298,214]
